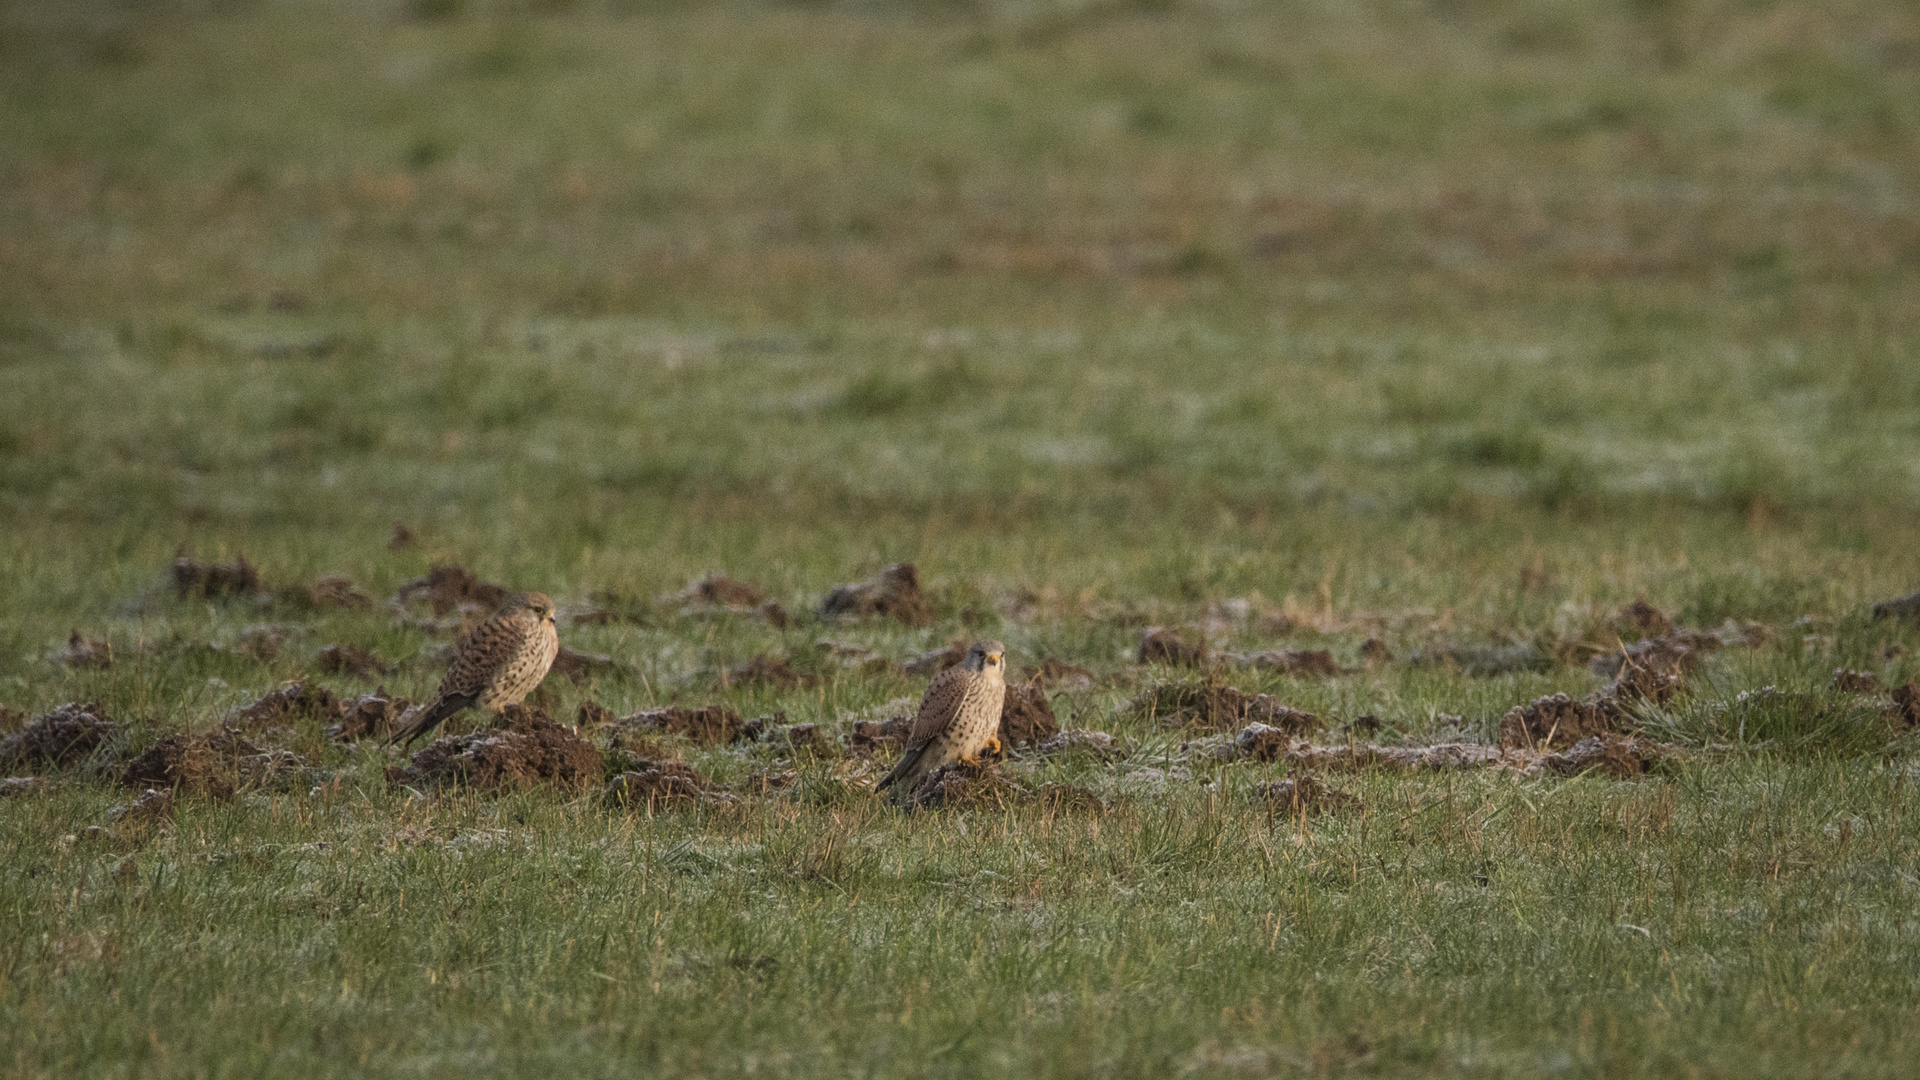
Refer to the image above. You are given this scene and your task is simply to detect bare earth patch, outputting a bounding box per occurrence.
[819,562,933,626]
[0,703,122,770]
[388,705,603,792]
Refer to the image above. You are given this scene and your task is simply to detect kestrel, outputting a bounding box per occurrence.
[876,639,1008,799]
[389,591,560,748]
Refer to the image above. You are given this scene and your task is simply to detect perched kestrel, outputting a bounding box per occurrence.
[389,591,560,748]
[876,639,1008,799]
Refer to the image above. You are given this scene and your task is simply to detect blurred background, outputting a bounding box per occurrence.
[0,0,1916,607]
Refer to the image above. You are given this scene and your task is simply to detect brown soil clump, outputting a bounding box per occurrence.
[999,683,1059,750]
[1360,638,1394,664]
[0,703,122,769]
[394,565,508,616]
[772,722,831,756]
[904,641,968,675]
[390,705,604,792]
[110,788,175,824]
[603,760,736,810]
[1254,775,1362,815]
[551,646,617,683]
[329,691,412,741]
[720,653,813,690]
[848,715,913,757]
[614,705,755,746]
[1498,693,1614,750]
[1609,599,1674,638]
[238,625,287,661]
[173,550,262,600]
[1872,590,1920,622]
[1539,733,1661,778]
[1137,627,1207,667]
[1283,742,1515,772]
[234,682,346,729]
[388,523,416,550]
[0,705,23,734]
[1831,669,1880,694]
[282,575,374,612]
[676,574,768,609]
[0,776,49,798]
[819,563,934,626]
[121,729,305,798]
[1026,658,1096,690]
[1231,722,1297,762]
[1136,678,1320,734]
[57,631,113,669]
[1890,683,1920,729]
[317,644,391,678]
[907,761,1028,810]
[1592,635,1698,705]
[1034,729,1120,759]
[577,700,616,727]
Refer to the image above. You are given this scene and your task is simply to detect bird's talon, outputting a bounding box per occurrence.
[986,736,1003,757]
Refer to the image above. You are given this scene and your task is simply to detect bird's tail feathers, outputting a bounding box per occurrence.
[875,744,927,794]
[388,694,473,749]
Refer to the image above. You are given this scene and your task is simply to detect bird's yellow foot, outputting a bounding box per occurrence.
[984,736,1003,757]
[958,754,982,768]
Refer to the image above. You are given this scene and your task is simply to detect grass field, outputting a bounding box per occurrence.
[3,0,1920,1075]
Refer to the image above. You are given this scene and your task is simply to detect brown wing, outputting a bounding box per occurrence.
[435,611,532,699]
[903,666,970,751]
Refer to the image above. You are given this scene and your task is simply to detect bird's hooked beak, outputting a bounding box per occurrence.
[988,650,1004,666]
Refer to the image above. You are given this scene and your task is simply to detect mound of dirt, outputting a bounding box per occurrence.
[1253,775,1361,816]
[1872,590,1920,622]
[1026,658,1096,690]
[1282,742,1515,773]
[849,715,913,757]
[328,690,412,741]
[906,761,1028,810]
[1891,683,1920,729]
[552,646,617,683]
[577,700,616,727]
[1498,693,1614,750]
[1832,669,1880,694]
[819,563,933,626]
[394,565,508,616]
[57,631,113,669]
[1137,627,1207,667]
[772,722,831,756]
[234,682,346,730]
[238,625,288,661]
[1360,638,1394,664]
[720,653,813,690]
[390,705,604,792]
[614,705,757,746]
[121,729,305,799]
[999,683,1059,749]
[676,574,767,609]
[1135,678,1320,734]
[1238,649,1340,677]
[1609,598,1674,639]
[1231,722,1298,762]
[1538,733,1662,778]
[316,644,390,678]
[0,703,122,769]
[389,523,416,550]
[1033,729,1120,759]
[1591,635,1698,705]
[281,575,373,612]
[173,550,261,600]
[603,759,736,810]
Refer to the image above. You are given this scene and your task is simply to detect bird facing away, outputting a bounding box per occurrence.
[876,639,1008,799]
[389,591,560,748]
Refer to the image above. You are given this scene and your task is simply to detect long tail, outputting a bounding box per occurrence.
[874,743,927,794]
[387,693,474,749]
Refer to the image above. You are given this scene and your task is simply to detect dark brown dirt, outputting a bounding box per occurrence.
[1136,677,1320,734]
[614,705,755,746]
[1253,775,1362,815]
[390,705,604,792]
[999,683,1060,749]
[848,715,913,757]
[1345,715,1383,736]
[121,729,304,799]
[1872,590,1920,622]
[1539,733,1661,778]
[109,787,175,824]
[238,625,287,661]
[1360,638,1394,663]
[904,641,968,675]
[1025,658,1096,690]
[1609,598,1674,639]
[1137,627,1207,667]
[1246,649,1339,677]
[0,703,122,769]
[328,690,413,741]
[907,761,1027,810]
[719,653,814,690]
[277,575,374,612]
[388,522,416,550]
[57,631,113,669]
[551,646,617,683]
[577,700,616,727]
[1232,722,1299,762]
[173,550,262,600]
[819,563,934,626]
[394,565,508,616]
[1592,635,1698,705]
[1831,669,1880,694]
[1498,693,1614,750]
[316,644,391,678]
[676,574,767,609]
[772,722,831,756]
[1891,683,1920,729]
[234,682,346,730]
[603,760,735,809]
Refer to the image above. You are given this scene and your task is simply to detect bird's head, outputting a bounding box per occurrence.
[507,591,557,624]
[965,640,1008,675]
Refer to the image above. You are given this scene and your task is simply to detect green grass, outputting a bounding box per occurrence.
[3,0,1920,1074]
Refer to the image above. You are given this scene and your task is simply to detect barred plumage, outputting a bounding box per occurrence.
[876,639,1008,799]
[389,591,560,748]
